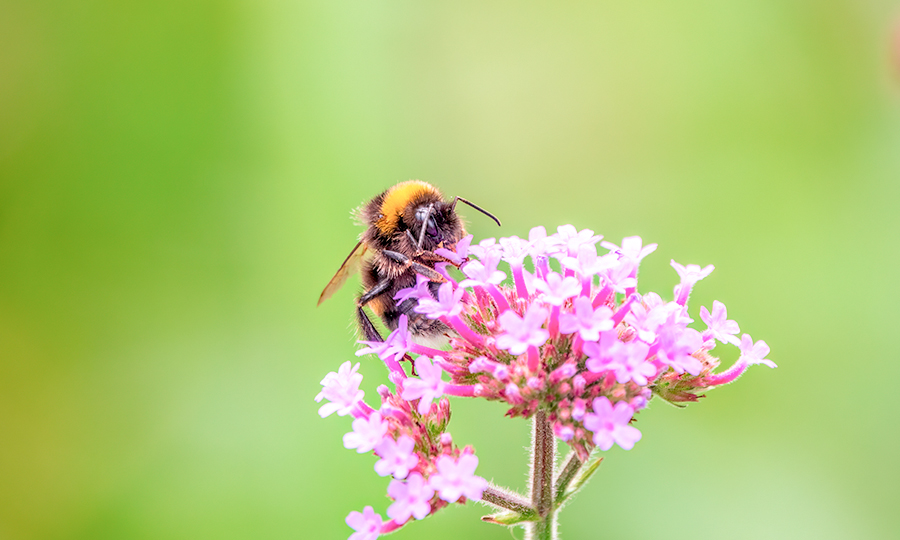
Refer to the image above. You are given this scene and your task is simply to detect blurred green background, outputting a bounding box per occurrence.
[2,1,899,539]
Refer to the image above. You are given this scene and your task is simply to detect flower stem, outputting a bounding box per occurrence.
[553,450,583,503]
[526,409,557,540]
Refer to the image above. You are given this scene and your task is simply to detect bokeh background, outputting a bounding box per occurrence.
[2,1,900,539]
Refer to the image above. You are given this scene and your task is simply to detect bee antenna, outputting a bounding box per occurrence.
[453,196,502,227]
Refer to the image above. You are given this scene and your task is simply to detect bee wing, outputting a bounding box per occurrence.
[317,241,368,306]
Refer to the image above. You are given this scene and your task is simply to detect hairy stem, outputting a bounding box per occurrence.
[553,450,583,503]
[482,485,533,514]
[526,410,557,540]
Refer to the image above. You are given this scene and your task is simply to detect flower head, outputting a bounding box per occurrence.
[320,222,773,537]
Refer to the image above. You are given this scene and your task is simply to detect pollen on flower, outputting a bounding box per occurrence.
[318,223,774,537]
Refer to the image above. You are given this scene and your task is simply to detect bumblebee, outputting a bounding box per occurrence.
[318,180,500,344]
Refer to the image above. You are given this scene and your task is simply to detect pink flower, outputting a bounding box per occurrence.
[655,317,705,376]
[434,234,473,265]
[583,331,622,373]
[496,305,550,355]
[550,225,602,257]
[401,356,447,414]
[315,361,365,418]
[468,238,502,259]
[608,341,656,386]
[414,281,464,319]
[429,454,487,502]
[374,435,419,479]
[561,245,617,278]
[600,259,637,294]
[468,356,510,381]
[700,300,741,346]
[393,274,433,305]
[387,473,434,522]
[583,397,642,451]
[343,411,388,453]
[559,297,614,341]
[670,260,715,285]
[739,334,776,368]
[459,254,507,288]
[601,236,657,264]
[527,226,551,260]
[346,506,383,540]
[357,314,412,366]
[498,235,530,265]
[533,271,580,306]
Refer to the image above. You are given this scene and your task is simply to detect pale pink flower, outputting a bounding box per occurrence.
[374,436,419,479]
[429,454,487,502]
[601,236,657,264]
[496,304,550,355]
[583,397,642,451]
[414,281,464,319]
[533,271,581,306]
[315,361,364,418]
[343,411,388,453]
[401,356,447,414]
[739,334,776,368]
[559,297,614,341]
[387,473,434,522]
[345,506,383,540]
[700,300,741,346]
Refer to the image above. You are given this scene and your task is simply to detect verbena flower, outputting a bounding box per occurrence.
[343,412,388,453]
[315,361,365,418]
[345,506,383,540]
[387,473,434,522]
[374,435,419,479]
[429,454,488,503]
[401,357,447,414]
[316,224,775,539]
[583,397,642,451]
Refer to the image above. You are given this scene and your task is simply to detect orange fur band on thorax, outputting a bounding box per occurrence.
[375,180,440,234]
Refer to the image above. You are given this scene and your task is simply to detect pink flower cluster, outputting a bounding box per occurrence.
[315,357,488,540]
[316,225,775,539]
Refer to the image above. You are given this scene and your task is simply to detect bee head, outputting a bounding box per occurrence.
[404,199,465,251]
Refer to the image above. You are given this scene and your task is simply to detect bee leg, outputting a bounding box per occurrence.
[356,306,384,343]
[355,278,393,343]
[405,230,425,257]
[358,278,392,307]
[382,250,445,282]
[416,203,434,250]
[356,280,416,374]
